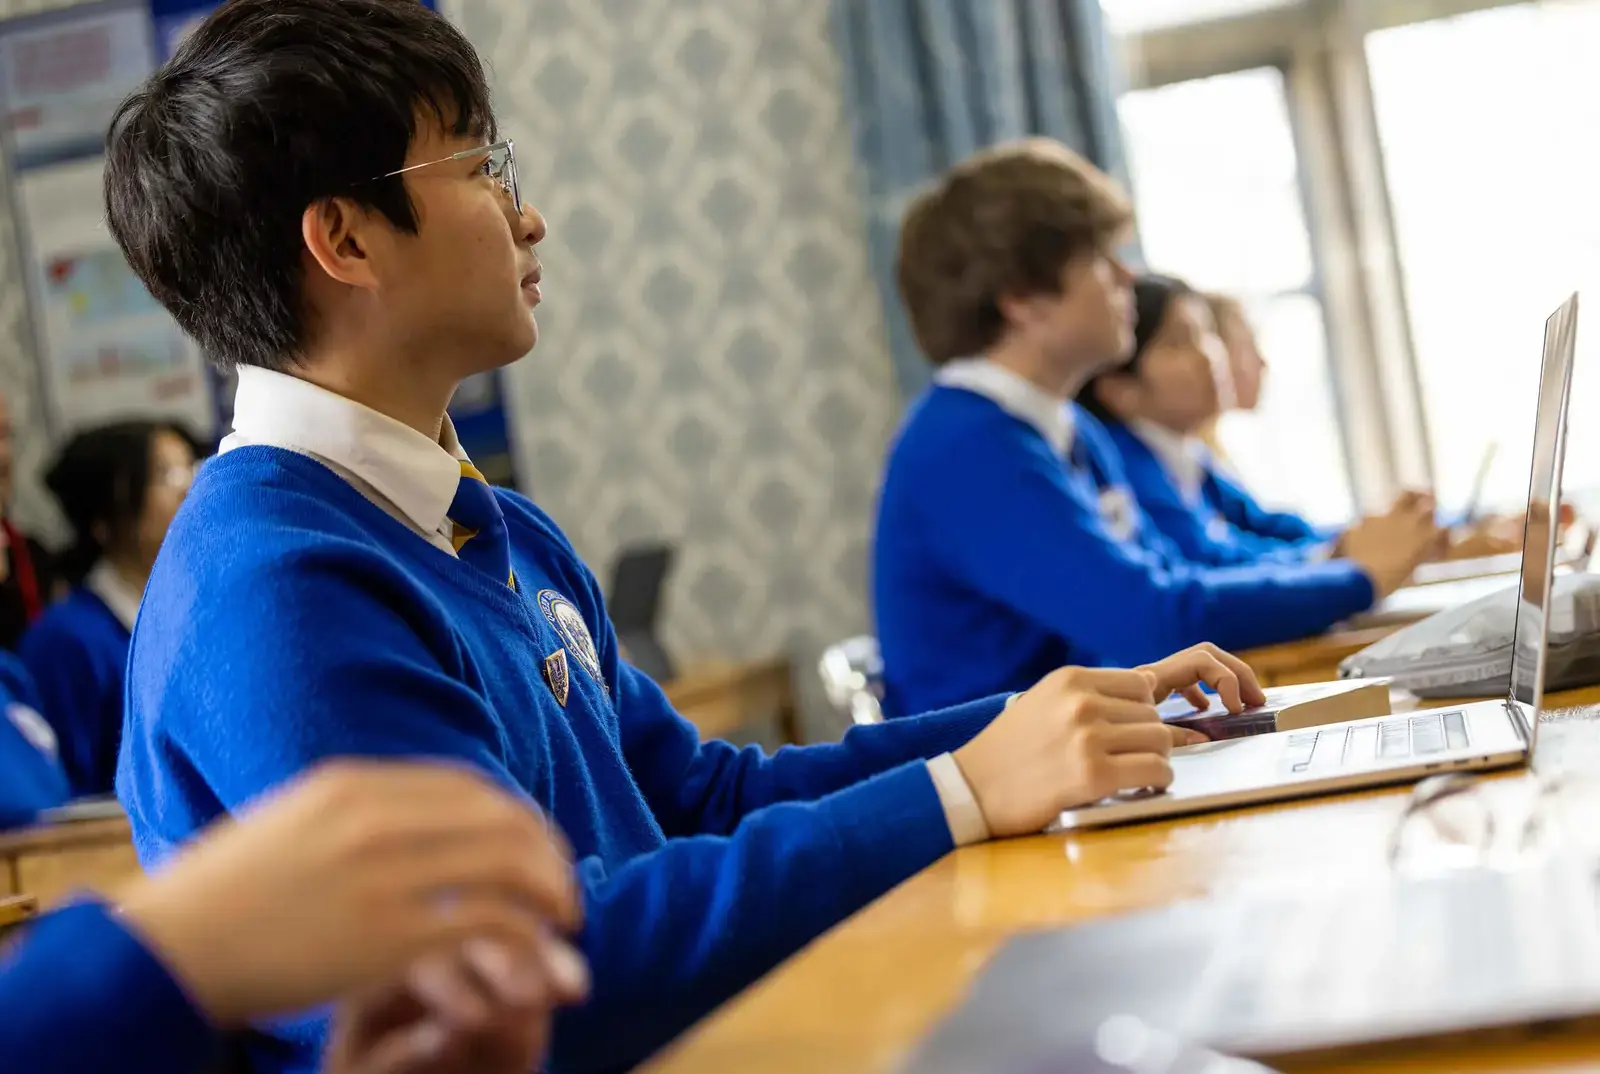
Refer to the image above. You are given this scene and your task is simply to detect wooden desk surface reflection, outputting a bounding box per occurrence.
[642,686,1600,1074]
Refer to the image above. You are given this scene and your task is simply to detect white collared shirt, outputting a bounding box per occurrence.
[220,366,469,556]
[85,560,143,632]
[934,358,1075,459]
[1128,419,1209,508]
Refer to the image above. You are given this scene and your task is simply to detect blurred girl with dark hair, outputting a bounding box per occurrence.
[19,421,202,796]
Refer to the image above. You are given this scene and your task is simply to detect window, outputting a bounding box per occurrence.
[1367,0,1600,513]
[1108,0,1600,524]
[1118,68,1354,522]
[1100,0,1292,35]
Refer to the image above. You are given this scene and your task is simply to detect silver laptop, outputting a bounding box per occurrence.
[1058,292,1580,831]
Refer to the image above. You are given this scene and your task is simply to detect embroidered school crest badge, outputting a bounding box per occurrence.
[1097,486,1139,542]
[537,590,607,693]
[543,649,570,708]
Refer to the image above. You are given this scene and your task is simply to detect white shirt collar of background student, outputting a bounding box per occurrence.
[933,358,1075,458]
[1128,418,1209,508]
[220,365,471,556]
[934,358,1142,542]
[84,561,142,633]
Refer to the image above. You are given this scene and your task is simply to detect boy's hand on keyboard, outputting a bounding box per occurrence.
[1138,642,1266,714]
[953,667,1204,836]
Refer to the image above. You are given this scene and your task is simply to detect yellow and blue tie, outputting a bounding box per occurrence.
[449,462,514,588]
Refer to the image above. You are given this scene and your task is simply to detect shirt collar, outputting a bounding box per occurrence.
[85,561,142,632]
[1129,419,1208,506]
[220,366,469,539]
[934,358,1076,458]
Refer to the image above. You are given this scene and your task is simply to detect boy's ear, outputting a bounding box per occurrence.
[996,290,1045,332]
[301,197,382,291]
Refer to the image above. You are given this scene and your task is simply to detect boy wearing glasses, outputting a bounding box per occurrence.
[109,3,1262,1072]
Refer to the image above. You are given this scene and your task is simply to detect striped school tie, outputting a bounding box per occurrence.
[448,462,514,588]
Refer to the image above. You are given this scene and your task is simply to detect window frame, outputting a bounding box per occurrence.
[1109,0,1530,510]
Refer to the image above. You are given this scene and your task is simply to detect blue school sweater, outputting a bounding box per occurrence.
[118,446,1003,1074]
[0,900,217,1074]
[18,586,130,796]
[1105,421,1332,567]
[0,651,69,827]
[872,387,1376,716]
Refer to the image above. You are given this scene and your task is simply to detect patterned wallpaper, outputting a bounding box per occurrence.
[459,0,901,735]
[0,0,904,736]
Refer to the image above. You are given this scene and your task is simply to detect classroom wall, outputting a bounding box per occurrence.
[459,0,901,713]
[0,0,904,733]
[0,0,83,543]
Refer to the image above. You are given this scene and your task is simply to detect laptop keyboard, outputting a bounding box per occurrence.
[1282,711,1469,774]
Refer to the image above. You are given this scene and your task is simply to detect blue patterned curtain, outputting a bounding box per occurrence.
[831,0,1131,395]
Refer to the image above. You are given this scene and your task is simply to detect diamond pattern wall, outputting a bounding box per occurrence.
[460,0,901,729]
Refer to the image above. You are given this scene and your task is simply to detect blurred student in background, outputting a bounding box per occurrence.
[19,420,201,796]
[1205,294,1266,426]
[0,392,55,652]
[1201,288,1522,561]
[873,140,1443,717]
[1,760,588,1074]
[0,649,68,829]
[1082,273,1443,569]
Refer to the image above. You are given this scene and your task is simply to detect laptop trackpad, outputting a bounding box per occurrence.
[1164,734,1285,799]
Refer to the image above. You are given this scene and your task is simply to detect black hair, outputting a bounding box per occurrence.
[44,421,205,585]
[1077,273,1195,424]
[103,0,495,373]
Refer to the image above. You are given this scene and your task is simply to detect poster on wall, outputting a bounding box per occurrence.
[16,159,211,435]
[0,1,215,439]
[0,3,151,170]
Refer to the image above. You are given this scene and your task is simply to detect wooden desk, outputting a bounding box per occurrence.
[664,657,799,744]
[643,686,1600,1074]
[0,893,37,933]
[0,814,139,906]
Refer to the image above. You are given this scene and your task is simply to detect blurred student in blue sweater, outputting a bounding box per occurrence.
[0,650,68,828]
[1081,274,1444,569]
[1,760,588,1074]
[1201,290,1524,562]
[18,420,200,796]
[873,141,1444,717]
[103,4,1260,1072]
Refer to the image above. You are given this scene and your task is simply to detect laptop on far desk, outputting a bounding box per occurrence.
[1056,292,1581,831]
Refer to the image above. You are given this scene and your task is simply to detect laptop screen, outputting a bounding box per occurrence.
[1507,293,1580,736]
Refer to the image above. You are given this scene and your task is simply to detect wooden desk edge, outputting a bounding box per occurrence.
[0,815,132,857]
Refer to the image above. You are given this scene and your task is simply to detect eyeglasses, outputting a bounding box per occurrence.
[369,139,520,208]
[154,461,197,493]
[1388,767,1600,874]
